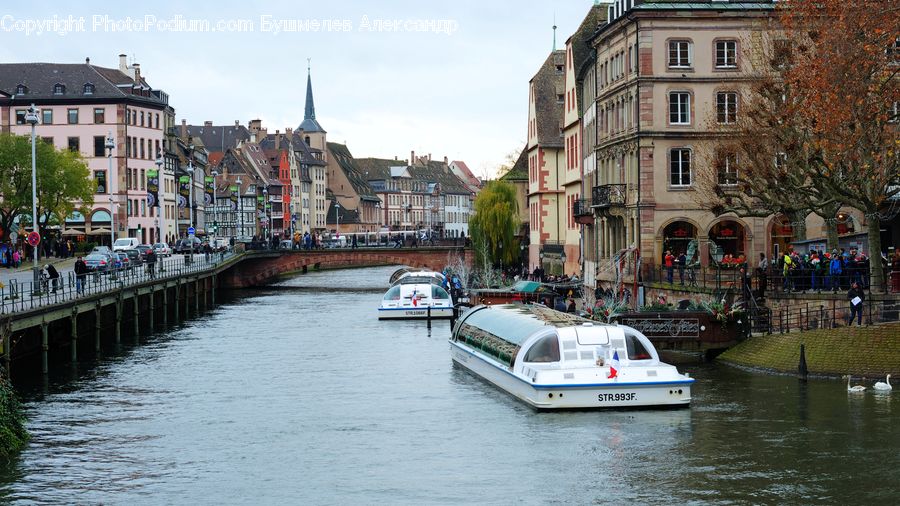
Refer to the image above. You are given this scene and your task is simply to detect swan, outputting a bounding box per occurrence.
[873,374,892,391]
[847,375,866,393]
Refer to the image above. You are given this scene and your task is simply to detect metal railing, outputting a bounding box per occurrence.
[591,184,626,208]
[758,298,899,334]
[0,250,236,315]
[573,199,592,218]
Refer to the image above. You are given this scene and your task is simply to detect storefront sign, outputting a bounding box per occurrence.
[620,318,700,338]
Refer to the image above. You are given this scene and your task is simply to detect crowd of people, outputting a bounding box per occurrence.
[772,247,872,293]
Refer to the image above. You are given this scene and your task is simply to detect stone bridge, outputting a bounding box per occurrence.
[218,246,473,288]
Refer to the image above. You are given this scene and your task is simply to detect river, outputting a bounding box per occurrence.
[1,265,897,504]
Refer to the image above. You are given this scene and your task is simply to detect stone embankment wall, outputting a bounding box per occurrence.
[717,322,900,378]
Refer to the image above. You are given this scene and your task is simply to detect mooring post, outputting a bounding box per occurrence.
[115,293,123,343]
[427,306,432,329]
[148,287,155,330]
[95,301,102,352]
[211,275,216,307]
[163,282,169,326]
[133,289,140,338]
[201,278,207,311]
[194,278,200,314]
[70,307,78,363]
[174,280,180,321]
[184,278,190,316]
[41,320,49,375]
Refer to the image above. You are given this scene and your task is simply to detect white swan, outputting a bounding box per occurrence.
[873,374,892,391]
[847,375,866,393]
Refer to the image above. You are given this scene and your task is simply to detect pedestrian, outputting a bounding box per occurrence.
[74,255,87,295]
[782,251,793,292]
[12,249,20,269]
[675,251,686,285]
[566,297,576,313]
[352,234,358,250]
[829,251,842,292]
[847,281,865,326]
[145,248,157,279]
[757,252,768,293]
[664,250,675,284]
[45,263,60,292]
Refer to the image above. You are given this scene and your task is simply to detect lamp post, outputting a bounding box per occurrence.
[404,201,411,231]
[263,187,270,248]
[109,195,118,280]
[187,161,195,258]
[24,104,40,290]
[374,201,381,244]
[155,154,164,245]
[560,250,567,276]
[236,176,243,240]
[335,201,340,240]
[539,250,545,282]
[211,170,218,241]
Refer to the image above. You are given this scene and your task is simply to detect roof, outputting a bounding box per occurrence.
[327,142,379,201]
[0,62,167,107]
[298,70,325,133]
[530,51,566,148]
[185,124,251,153]
[500,150,529,182]
[569,5,607,91]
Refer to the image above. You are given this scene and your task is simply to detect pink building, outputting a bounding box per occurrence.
[0,54,174,245]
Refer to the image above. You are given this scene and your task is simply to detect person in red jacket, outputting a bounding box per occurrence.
[664,250,675,284]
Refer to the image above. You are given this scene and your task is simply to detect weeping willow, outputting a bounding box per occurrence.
[469,181,520,268]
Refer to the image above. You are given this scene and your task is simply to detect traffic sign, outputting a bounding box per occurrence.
[26,231,40,247]
[187,226,195,236]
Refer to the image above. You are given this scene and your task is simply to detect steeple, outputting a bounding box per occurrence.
[299,60,325,133]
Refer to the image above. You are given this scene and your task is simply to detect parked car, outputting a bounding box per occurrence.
[135,244,153,261]
[123,249,142,266]
[91,245,113,256]
[112,237,140,251]
[173,237,202,254]
[152,242,172,257]
[84,253,112,272]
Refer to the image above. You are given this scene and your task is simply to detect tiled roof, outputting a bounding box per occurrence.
[0,62,166,107]
[327,142,379,201]
[531,51,566,148]
[184,124,251,153]
[500,150,528,181]
[569,5,606,82]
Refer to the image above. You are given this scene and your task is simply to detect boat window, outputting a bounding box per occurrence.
[523,335,560,363]
[432,285,450,300]
[383,285,401,301]
[625,333,652,360]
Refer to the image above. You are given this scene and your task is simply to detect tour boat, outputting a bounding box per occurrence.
[378,270,455,320]
[449,304,694,409]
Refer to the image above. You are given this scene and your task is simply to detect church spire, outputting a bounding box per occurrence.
[299,59,325,133]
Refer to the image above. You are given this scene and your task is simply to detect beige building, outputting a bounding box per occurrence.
[584,0,776,291]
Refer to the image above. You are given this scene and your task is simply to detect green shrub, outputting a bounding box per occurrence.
[0,372,28,459]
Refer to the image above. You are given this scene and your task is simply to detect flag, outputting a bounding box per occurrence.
[608,350,620,379]
[412,289,418,307]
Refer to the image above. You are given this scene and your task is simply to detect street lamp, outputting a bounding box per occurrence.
[24,104,40,290]
[155,153,164,245]
[335,201,340,240]
[404,201,411,230]
[211,170,219,241]
[263,187,270,247]
[109,195,118,281]
[236,176,243,240]
[560,250,567,276]
[187,160,195,258]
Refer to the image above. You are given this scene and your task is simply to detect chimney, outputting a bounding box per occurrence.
[285,127,292,136]
[410,150,415,165]
[180,119,186,139]
[443,156,448,165]
[234,120,240,126]
[119,53,127,72]
[85,57,91,65]
[249,119,262,134]
[427,153,432,162]
[394,156,398,160]
[275,130,281,149]
[132,63,141,85]
[204,121,213,127]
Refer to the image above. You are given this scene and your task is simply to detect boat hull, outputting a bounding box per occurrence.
[378,307,455,320]
[450,342,692,410]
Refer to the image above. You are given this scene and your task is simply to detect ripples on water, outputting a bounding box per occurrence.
[1,266,897,505]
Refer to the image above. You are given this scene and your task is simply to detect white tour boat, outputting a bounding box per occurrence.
[450,304,693,409]
[378,270,455,320]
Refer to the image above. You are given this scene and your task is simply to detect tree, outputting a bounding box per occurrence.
[468,180,520,268]
[779,0,899,289]
[0,133,94,244]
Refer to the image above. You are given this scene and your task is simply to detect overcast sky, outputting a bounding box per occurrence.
[1,1,598,178]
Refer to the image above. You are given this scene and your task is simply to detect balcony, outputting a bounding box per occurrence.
[573,199,594,225]
[591,184,626,208]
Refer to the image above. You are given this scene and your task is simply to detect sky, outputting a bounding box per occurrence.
[0,1,600,179]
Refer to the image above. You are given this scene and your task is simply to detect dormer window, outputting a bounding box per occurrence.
[15,84,27,95]
[83,83,95,95]
[53,83,66,95]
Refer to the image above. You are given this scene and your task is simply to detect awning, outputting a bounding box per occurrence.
[87,228,111,235]
[61,228,87,236]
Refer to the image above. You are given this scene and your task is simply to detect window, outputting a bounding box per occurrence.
[670,148,692,186]
[155,113,160,129]
[67,136,80,152]
[94,170,107,194]
[625,333,653,360]
[83,83,95,95]
[557,94,564,104]
[94,136,106,157]
[717,152,738,186]
[42,109,53,124]
[140,111,144,127]
[715,40,737,68]
[773,39,792,68]
[523,335,560,363]
[67,108,78,124]
[669,92,690,124]
[140,139,145,159]
[668,40,691,68]
[15,110,26,125]
[53,83,65,95]
[555,64,564,74]
[716,92,737,123]
[94,108,105,124]
[15,84,27,95]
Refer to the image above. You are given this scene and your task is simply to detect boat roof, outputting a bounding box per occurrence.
[389,267,445,285]
[459,304,590,346]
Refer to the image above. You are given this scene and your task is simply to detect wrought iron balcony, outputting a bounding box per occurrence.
[573,199,594,225]
[591,184,626,208]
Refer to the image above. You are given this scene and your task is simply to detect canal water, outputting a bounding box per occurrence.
[0,265,897,504]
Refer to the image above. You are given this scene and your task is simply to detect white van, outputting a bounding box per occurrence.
[112,237,140,251]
